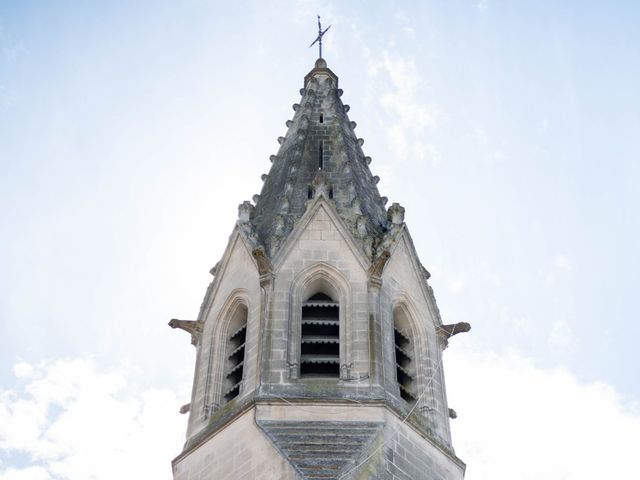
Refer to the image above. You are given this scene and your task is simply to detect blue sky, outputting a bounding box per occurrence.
[1,1,639,479]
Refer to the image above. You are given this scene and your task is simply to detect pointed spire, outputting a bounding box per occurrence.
[251,60,389,259]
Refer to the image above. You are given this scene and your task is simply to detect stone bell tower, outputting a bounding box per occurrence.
[169,58,468,480]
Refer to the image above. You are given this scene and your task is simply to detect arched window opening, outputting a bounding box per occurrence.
[300,292,339,377]
[223,304,247,403]
[394,306,417,405]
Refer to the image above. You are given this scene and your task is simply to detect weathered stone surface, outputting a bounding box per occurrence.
[170,59,466,480]
[257,420,381,479]
[251,59,389,261]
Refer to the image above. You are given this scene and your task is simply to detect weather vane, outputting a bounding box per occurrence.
[309,15,331,59]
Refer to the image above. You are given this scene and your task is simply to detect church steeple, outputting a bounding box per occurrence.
[252,58,388,261]
[170,57,468,480]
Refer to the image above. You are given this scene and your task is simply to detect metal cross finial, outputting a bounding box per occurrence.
[309,15,331,59]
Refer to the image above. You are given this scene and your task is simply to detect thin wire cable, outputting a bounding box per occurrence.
[259,323,460,478]
[337,323,460,479]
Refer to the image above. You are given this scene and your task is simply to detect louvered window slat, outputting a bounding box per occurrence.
[223,307,247,404]
[301,292,339,377]
[394,321,416,405]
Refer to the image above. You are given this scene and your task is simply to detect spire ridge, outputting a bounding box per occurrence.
[251,61,388,259]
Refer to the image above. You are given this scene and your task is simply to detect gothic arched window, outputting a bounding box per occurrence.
[393,305,417,405]
[289,263,350,381]
[222,303,248,403]
[300,292,340,378]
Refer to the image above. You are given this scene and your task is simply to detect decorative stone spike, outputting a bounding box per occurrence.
[336,88,344,97]
[285,120,293,128]
[269,155,278,163]
[292,103,300,111]
[364,156,372,165]
[352,198,362,215]
[280,196,289,214]
[252,194,260,204]
[422,266,431,280]
[356,216,367,236]
[261,174,268,182]
[344,105,350,112]
[358,138,365,147]
[449,408,458,419]
[209,261,220,276]
[364,238,374,259]
[274,215,285,236]
[381,196,388,206]
[387,203,405,225]
[277,137,285,145]
[238,201,254,223]
[372,176,380,184]
[299,88,306,95]
[350,121,357,129]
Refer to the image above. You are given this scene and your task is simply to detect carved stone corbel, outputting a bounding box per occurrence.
[203,402,218,420]
[287,361,299,379]
[368,251,390,277]
[168,319,202,346]
[340,362,353,380]
[252,246,272,276]
[436,322,471,349]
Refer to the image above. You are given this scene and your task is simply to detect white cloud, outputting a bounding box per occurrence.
[0,358,185,480]
[0,467,50,480]
[366,50,442,165]
[447,348,640,479]
[4,352,638,480]
[498,305,532,335]
[548,319,575,350]
[11,362,34,379]
[377,52,439,132]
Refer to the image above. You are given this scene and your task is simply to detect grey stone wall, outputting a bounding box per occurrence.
[173,59,465,480]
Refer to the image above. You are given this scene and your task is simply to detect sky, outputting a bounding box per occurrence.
[0,1,639,479]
